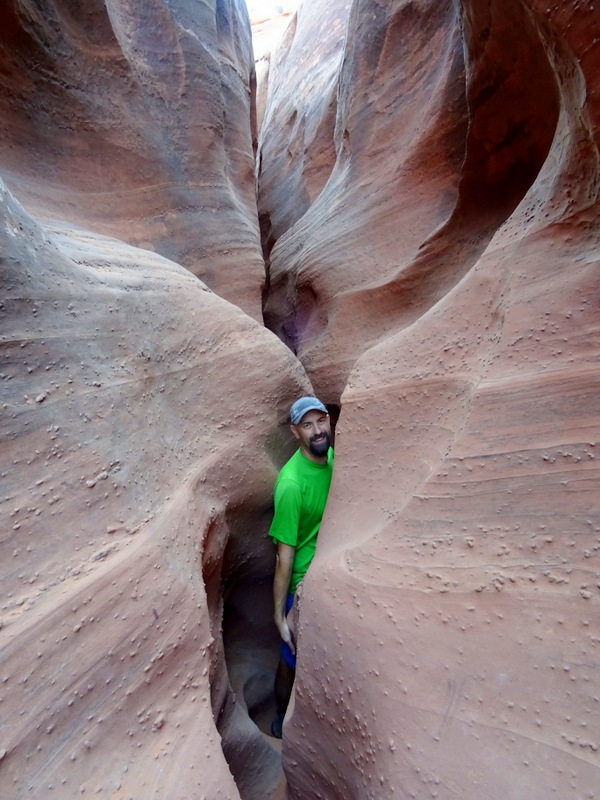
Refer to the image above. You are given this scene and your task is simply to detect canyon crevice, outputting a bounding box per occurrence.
[1,1,599,799]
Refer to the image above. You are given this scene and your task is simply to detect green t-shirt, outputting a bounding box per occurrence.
[269,447,334,593]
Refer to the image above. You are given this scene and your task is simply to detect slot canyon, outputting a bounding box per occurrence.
[0,0,599,797]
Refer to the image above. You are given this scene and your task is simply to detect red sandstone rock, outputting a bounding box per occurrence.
[2,0,599,796]
[257,0,350,265]
[0,179,304,797]
[0,0,263,319]
[0,3,306,797]
[258,0,600,797]
[0,4,298,794]
[261,0,562,392]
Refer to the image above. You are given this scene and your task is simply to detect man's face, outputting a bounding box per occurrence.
[291,409,331,460]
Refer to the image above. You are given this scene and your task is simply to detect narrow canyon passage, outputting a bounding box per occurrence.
[1,1,600,799]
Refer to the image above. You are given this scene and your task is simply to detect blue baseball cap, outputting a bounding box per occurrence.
[289,396,328,425]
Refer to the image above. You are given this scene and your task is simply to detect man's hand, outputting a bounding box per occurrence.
[275,616,296,655]
[273,542,296,651]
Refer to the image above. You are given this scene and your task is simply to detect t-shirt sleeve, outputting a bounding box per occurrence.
[269,478,302,547]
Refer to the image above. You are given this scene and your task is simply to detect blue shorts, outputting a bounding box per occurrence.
[281,593,296,669]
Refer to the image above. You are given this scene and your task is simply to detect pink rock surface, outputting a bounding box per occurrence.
[0,0,263,318]
[261,0,561,388]
[0,179,304,797]
[2,0,599,796]
[0,3,306,797]
[253,11,297,135]
[257,0,600,797]
[0,173,309,796]
[257,0,350,257]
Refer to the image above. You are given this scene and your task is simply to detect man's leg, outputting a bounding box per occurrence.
[271,593,296,738]
[274,656,295,716]
[271,656,295,738]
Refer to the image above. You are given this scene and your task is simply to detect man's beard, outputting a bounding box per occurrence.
[308,431,331,457]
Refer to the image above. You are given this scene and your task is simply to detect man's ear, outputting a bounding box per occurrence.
[290,424,300,440]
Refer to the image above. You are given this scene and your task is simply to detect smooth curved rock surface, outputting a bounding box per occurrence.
[2,0,599,796]
[0,178,305,798]
[258,0,600,797]
[257,0,350,262]
[0,0,263,318]
[0,4,304,796]
[261,0,561,388]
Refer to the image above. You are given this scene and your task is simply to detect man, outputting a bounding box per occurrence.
[269,396,334,738]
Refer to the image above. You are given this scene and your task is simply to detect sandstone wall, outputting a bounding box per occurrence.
[0,0,263,318]
[0,2,301,798]
[258,0,600,797]
[0,180,302,799]
[2,0,599,796]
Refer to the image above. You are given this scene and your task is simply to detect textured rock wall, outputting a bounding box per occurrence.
[2,0,599,796]
[0,0,263,318]
[0,182,300,798]
[257,0,350,262]
[258,0,600,797]
[0,2,300,798]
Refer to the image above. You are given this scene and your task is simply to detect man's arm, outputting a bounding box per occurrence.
[273,542,296,655]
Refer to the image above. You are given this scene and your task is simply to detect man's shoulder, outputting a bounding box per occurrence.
[273,460,303,507]
[277,449,303,483]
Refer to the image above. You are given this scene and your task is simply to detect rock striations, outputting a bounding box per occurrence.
[0,1,302,799]
[1,0,599,798]
[257,0,600,797]
[0,0,264,319]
